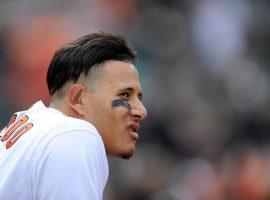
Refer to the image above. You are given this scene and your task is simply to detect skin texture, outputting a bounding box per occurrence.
[51,60,147,159]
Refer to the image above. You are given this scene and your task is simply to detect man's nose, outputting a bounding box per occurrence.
[130,99,147,121]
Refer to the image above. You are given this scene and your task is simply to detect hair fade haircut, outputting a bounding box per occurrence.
[46,32,137,96]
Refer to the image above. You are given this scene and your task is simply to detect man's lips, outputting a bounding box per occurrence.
[127,122,140,141]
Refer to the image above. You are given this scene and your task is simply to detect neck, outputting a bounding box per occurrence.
[49,99,79,119]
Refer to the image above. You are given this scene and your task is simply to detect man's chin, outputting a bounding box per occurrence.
[120,149,135,160]
[121,154,132,160]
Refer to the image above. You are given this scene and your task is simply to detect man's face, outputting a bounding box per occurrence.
[83,60,147,159]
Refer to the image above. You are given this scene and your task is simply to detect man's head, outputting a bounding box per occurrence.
[47,32,147,159]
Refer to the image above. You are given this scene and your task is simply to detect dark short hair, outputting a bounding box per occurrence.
[46,32,137,96]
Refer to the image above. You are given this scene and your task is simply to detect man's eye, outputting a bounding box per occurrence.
[120,92,129,98]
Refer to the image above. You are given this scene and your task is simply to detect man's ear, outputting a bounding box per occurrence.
[68,84,85,116]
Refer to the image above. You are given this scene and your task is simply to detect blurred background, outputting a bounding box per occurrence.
[0,0,270,199]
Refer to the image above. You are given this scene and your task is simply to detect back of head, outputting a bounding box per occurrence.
[46,32,137,97]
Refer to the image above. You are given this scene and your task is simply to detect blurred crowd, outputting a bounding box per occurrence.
[0,0,270,199]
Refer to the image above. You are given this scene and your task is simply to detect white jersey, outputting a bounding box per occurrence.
[0,101,108,200]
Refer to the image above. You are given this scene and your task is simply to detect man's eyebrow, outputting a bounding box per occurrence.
[118,87,143,100]
[118,87,134,93]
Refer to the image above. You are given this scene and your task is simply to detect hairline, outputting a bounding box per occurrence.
[50,59,136,101]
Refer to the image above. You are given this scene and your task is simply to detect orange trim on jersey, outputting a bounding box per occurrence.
[6,123,33,149]
[1,115,29,142]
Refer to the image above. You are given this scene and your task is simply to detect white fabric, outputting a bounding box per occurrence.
[0,101,108,200]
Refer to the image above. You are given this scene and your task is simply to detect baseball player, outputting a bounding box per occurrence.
[0,32,147,200]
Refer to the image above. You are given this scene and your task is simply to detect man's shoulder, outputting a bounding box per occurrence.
[15,101,99,138]
[15,104,103,153]
[28,106,99,138]
[31,109,107,171]
[46,114,98,136]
